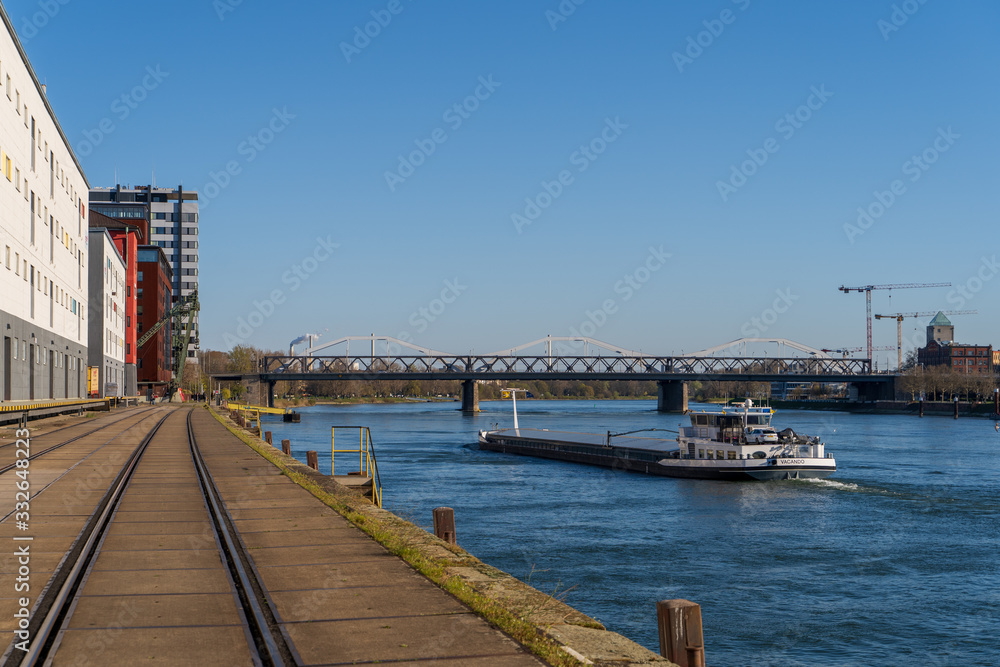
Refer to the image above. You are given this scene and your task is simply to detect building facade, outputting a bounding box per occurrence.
[136,246,173,398]
[925,312,955,346]
[0,7,90,401]
[917,312,994,375]
[90,185,198,360]
[918,340,994,375]
[89,210,145,396]
[87,230,126,396]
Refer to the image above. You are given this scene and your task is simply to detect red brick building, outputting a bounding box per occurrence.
[917,312,994,375]
[136,246,173,398]
[918,340,994,375]
[89,210,146,395]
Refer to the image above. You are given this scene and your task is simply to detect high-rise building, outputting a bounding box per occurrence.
[0,7,90,401]
[89,185,199,359]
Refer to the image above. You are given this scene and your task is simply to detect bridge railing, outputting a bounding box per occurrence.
[259,355,872,376]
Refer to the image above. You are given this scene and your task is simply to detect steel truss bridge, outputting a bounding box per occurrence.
[236,336,894,411]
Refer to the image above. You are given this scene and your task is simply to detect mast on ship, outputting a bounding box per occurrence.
[501,388,528,430]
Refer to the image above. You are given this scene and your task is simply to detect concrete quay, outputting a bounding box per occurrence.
[0,404,675,666]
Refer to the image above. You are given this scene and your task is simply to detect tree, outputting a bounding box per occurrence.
[227,345,261,373]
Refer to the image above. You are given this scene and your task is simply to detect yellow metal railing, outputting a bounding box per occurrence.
[331,426,382,508]
[226,402,289,415]
[245,408,261,434]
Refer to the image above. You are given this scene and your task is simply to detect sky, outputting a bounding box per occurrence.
[8,0,999,366]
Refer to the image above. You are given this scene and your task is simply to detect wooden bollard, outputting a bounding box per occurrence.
[656,599,705,667]
[954,397,959,419]
[281,439,291,456]
[264,431,272,445]
[306,450,318,470]
[919,398,924,418]
[433,507,457,545]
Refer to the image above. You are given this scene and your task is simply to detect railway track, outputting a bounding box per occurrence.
[0,407,157,476]
[2,407,295,666]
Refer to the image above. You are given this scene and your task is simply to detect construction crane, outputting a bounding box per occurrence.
[874,310,977,370]
[838,283,951,361]
[136,290,200,400]
[821,346,894,357]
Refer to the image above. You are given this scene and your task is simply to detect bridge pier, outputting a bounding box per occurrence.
[267,381,276,408]
[852,379,895,403]
[657,380,688,413]
[461,380,479,414]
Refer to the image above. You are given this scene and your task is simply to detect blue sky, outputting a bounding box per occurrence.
[10,0,999,365]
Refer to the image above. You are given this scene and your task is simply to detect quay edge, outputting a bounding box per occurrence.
[208,405,678,667]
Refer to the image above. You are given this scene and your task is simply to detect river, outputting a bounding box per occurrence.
[260,399,999,666]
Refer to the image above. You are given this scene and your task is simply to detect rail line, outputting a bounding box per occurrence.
[0,407,157,477]
[0,405,149,452]
[1,407,295,666]
[186,409,296,665]
[1,410,172,667]
[0,408,167,524]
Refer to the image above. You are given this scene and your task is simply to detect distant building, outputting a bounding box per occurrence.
[136,246,173,398]
[926,312,954,345]
[89,210,144,396]
[87,230,126,397]
[0,7,90,401]
[90,185,199,360]
[917,312,994,375]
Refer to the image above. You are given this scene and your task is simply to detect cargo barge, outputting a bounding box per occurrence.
[478,398,836,481]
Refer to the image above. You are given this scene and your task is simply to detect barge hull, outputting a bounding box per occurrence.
[479,438,835,481]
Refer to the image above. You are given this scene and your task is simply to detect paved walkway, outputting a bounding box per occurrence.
[192,408,542,665]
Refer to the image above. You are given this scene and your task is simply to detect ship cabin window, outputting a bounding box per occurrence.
[727,451,737,460]
[698,449,705,459]
[696,415,708,426]
[716,450,725,460]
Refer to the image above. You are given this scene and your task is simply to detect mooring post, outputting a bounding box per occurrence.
[307,450,318,470]
[994,388,999,416]
[954,396,959,419]
[264,431,272,445]
[919,398,924,418]
[656,599,705,667]
[433,507,457,545]
[281,439,291,456]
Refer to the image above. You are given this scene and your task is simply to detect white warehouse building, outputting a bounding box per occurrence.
[0,6,90,401]
[87,229,125,397]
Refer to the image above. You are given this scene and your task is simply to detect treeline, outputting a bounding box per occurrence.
[896,365,998,402]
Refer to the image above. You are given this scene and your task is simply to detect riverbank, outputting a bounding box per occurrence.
[771,398,999,418]
[276,395,659,408]
[208,404,675,666]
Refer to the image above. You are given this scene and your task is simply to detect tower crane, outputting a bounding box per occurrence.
[837,283,951,362]
[874,310,977,370]
[821,346,894,357]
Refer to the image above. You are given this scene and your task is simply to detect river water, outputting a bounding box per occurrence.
[260,400,999,666]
